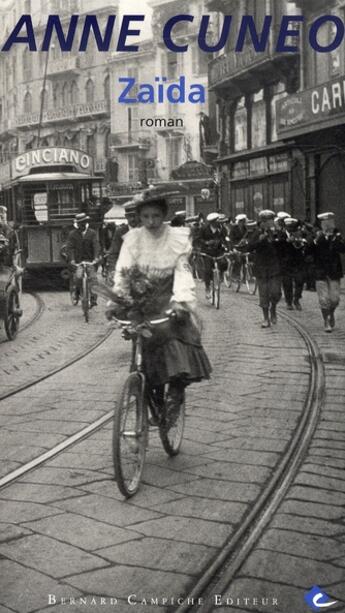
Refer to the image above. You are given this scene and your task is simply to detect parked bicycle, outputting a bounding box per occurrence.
[112,310,185,498]
[224,251,257,295]
[0,250,23,341]
[199,252,227,309]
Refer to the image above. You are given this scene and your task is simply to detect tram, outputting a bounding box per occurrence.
[0,147,103,280]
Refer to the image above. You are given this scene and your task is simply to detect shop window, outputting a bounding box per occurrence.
[252,91,266,149]
[85,79,95,103]
[23,91,32,114]
[234,98,247,152]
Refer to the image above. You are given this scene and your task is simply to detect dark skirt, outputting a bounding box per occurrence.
[143,317,212,387]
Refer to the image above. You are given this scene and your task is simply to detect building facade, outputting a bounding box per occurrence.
[206,0,302,220]
[276,0,345,234]
[0,0,118,186]
[109,0,215,217]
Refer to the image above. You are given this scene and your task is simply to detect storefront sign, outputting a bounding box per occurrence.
[277,76,345,138]
[12,148,93,178]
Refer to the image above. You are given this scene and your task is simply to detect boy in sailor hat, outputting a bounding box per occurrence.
[280,217,306,311]
[306,212,345,332]
[197,212,228,301]
[246,210,283,328]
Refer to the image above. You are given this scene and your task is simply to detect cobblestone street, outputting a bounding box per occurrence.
[0,285,344,613]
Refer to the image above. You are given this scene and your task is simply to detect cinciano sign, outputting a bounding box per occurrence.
[12,148,93,178]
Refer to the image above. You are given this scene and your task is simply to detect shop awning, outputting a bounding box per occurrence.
[104,203,126,223]
[17,172,98,183]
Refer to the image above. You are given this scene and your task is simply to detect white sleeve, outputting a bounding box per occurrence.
[113,239,135,294]
[171,253,196,308]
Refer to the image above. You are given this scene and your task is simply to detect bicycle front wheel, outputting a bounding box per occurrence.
[245,264,257,295]
[113,372,147,498]
[159,386,185,456]
[82,275,89,323]
[4,287,21,341]
[213,269,221,309]
[223,260,232,288]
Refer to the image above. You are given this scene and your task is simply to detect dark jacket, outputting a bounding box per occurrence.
[278,231,306,275]
[66,227,100,263]
[247,230,283,278]
[107,224,129,272]
[306,232,345,281]
[230,224,247,247]
[196,224,228,256]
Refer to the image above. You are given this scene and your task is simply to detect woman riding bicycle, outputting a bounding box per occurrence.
[108,189,212,415]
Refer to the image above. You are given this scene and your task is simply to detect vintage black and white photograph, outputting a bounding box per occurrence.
[0,0,345,612]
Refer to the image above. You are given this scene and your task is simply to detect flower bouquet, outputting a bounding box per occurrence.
[97,265,173,323]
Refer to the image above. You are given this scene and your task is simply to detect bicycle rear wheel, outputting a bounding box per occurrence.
[159,385,185,456]
[113,372,147,498]
[82,275,89,323]
[245,263,257,295]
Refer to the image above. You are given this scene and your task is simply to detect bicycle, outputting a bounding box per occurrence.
[224,251,257,295]
[112,311,185,498]
[72,261,96,323]
[199,252,227,309]
[0,250,23,341]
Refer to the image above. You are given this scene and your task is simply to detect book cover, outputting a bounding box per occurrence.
[0,1,344,613]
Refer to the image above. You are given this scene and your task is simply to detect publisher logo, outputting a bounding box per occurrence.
[305,586,338,612]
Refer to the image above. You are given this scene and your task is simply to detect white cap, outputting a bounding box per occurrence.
[207,212,220,222]
[235,214,247,222]
[284,217,299,226]
[174,210,186,217]
[258,209,275,220]
[276,211,290,220]
[317,212,335,221]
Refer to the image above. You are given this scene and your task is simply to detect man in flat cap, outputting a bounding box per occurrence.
[107,200,140,282]
[66,213,100,306]
[246,210,284,328]
[306,212,345,332]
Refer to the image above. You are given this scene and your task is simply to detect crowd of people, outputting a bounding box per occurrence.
[183,208,345,333]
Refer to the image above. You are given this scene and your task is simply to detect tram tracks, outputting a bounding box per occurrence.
[175,302,325,613]
[0,293,326,611]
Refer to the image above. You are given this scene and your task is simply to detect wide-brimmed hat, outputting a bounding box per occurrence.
[75,213,90,223]
[133,188,168,215]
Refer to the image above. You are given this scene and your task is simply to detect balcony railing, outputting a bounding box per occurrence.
[16,100,110,128]
[111,131,152,150]
[47,56,80,77]
[209,37,300,97]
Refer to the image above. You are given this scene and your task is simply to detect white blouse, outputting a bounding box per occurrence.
[114,225,196,307]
